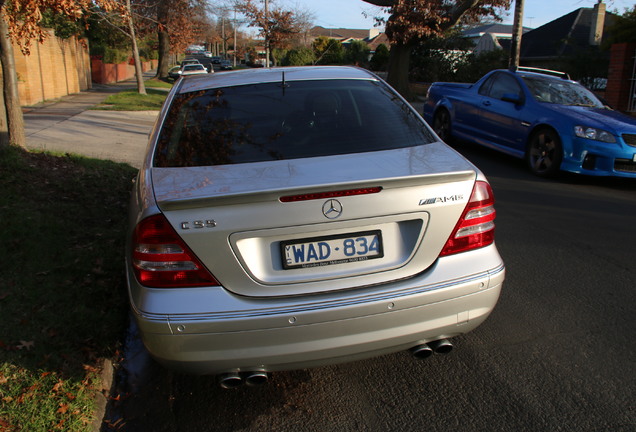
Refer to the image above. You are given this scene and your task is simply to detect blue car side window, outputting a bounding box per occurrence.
[489,74,522,100]
[478,75,495,96]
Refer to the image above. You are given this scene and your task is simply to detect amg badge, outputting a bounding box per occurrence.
[419,195,464,205]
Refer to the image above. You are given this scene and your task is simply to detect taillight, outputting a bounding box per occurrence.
[132,214,220,288]
[440,181,496,256]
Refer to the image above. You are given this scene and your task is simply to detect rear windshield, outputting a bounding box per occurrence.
[154,79,434,167]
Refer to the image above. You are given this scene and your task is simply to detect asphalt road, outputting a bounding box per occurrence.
[105,141,636,431]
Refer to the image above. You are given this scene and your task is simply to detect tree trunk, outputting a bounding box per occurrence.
[157,31,170,79]
[156,1,170,79]
[0,13,25,149]
[126,0,146,95]
[386,41,414,99]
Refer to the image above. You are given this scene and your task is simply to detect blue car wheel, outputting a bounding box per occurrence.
[527,128,563,177]
[433,109,452,143]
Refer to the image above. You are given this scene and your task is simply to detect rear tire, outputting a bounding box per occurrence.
[433,109,452,143]
[526,128,562,177]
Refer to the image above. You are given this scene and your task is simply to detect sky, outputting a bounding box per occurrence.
[279,0,634,31]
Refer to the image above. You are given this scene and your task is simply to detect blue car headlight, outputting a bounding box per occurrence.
[574,126,616,143]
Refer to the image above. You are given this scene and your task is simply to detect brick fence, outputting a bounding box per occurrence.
[15,29,158,106]
[15,30,91,106]
[91,58,158,84]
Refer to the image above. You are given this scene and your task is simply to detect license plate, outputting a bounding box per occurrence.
[281,230,383,269]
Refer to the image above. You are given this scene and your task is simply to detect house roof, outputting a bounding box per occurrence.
[463,23,531,39]
[520,7,618,59]
[367,33,389,51]
[310,26,372,40]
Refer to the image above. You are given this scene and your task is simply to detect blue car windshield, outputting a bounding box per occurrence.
[523,77,604,108]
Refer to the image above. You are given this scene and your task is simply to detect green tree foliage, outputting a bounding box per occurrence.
[85,5,130,57]
[454,49,508,82]
[283,47,315,66]
[410,30,477,82]
[312,36,345,64]
[605,6,636,45]
[345,39,370,66]
[272,48,288,65]
[408,28,508,83]
[369,43,390,71]
[40,10,83,39]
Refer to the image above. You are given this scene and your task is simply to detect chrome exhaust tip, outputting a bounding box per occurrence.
[218,372,243,389]
[410,344,434,359]
[244,371,269,386]
[428,339,453,354]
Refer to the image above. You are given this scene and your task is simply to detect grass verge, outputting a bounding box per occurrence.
[0,146,137,431]
[93,88,169,111]
[144,78,173,90]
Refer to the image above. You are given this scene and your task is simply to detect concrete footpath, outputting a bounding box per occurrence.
[24,72,426,170]
[24,72,160,169]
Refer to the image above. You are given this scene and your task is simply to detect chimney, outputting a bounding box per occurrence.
[589,0,606,46]
[368,28,380,40]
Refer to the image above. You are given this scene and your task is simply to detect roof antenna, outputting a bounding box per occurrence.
[280,71,289,95]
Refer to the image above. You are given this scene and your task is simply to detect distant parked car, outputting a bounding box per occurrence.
[180,58,200,67]
[203,51,213,58]
[423,67,636,178]
[180,63,208,76]
[167,66,182,81]
[210,56,222,64]
[126,66,504,388]
[219,60,233,70]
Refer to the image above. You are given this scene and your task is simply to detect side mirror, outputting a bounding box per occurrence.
[501,93,523,105]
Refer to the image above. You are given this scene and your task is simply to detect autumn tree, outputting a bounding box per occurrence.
[0,0,124,148]
[363,0,510,97]
[134,0,208,79]
[235,0,313,67]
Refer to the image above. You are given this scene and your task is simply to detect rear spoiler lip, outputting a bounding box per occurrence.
[156,170,477,211]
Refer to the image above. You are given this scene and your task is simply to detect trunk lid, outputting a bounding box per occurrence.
[152,143,477,297]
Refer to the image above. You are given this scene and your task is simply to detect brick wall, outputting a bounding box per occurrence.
[15,30,91,106]
[15,30,159,106]
[606,43,636,113]
[90,59,158,84]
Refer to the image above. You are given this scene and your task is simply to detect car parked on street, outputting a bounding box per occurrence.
[423,67,636,177]
[180,58,200,67]
[180,63,209,76]
[219,60,233,70]
[126,66,505,388]
[167,66,182,81]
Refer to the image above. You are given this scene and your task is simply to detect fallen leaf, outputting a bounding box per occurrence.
[83,364,99,373]
[52,379,64,393]
[16,340,34,350]
[57,403,69,414]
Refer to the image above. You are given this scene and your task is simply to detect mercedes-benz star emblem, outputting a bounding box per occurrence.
[322,199,343,219]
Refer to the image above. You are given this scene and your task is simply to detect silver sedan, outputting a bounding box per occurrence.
[126,66,505,388]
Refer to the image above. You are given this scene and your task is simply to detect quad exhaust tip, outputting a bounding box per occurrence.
[410,339,453,359]
[218,371,270,389]
[218,340,454,388]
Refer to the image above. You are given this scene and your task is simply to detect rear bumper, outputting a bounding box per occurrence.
[130,257,504,375]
